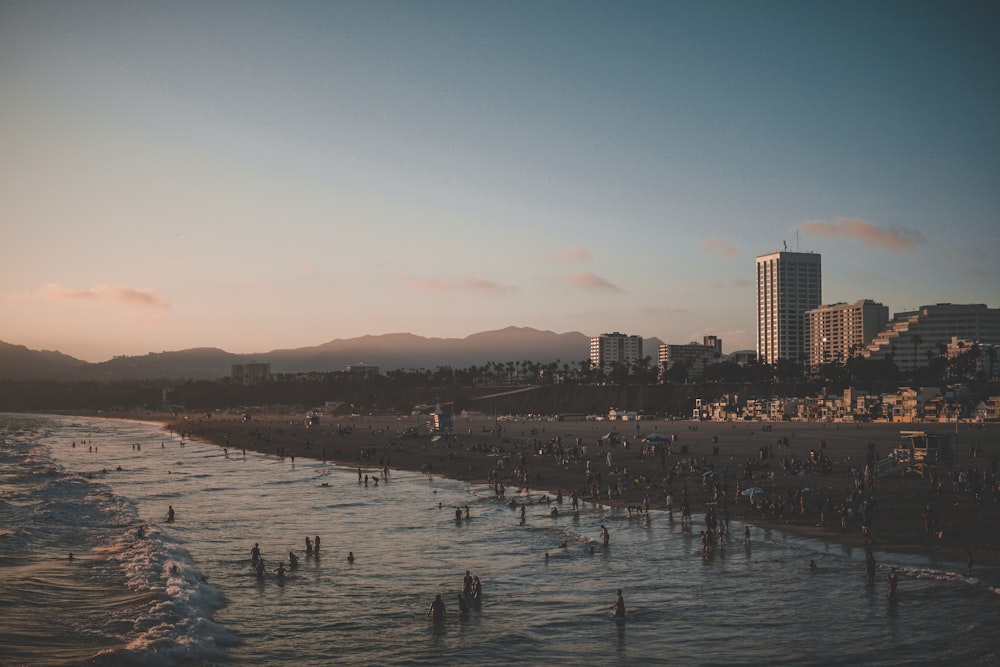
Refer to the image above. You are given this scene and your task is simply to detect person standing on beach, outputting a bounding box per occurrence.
[167,505,175,522]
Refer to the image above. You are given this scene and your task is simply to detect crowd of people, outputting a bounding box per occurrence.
[427,569,484,624]
[248,534,355,580]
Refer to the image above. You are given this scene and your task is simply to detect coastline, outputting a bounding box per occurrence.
[141,411,1000,568]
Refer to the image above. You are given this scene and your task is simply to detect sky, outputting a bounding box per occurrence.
[2,1,998,363]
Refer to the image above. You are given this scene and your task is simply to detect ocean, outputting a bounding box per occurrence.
[2,414,998,666]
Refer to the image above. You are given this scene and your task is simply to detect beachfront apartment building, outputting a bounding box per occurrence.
[658,335,723,381]
[862,303,1000,371]
[589,332,643,375]
[695,386,978,423]
[805,299,889,370]
[756,250,822,365]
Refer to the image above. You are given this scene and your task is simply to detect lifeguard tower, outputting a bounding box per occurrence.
[893,431,953,477]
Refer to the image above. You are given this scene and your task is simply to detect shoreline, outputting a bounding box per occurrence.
[140,411,1000,568]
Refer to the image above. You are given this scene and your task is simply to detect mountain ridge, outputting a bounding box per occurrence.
[0,329,666,381]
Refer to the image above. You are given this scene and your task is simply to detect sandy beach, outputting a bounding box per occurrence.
[156,412,1000,566]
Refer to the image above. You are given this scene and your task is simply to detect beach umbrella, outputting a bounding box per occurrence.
[601,431,620,440]
[644,433,669,442]
[741,487,764,496]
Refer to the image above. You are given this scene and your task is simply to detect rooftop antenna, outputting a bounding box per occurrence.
[783,240,787,251]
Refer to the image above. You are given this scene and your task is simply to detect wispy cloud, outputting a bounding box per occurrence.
[562,272,624,292]
[408,276,517,295]
[702,239,740,258]
[36,283,169,308]
[797,218,925,251]
[553,245,593,263]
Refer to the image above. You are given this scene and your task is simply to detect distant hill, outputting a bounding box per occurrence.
[271,327,604,372]
[0,340,88,380]
[66,348,252,381]
[0,328,667,381]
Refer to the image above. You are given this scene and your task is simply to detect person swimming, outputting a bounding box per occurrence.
[251,543,261,563]
[288,551,299,569]
[457,593,470,620]
[167,505,175,522]
[347,551,355,563]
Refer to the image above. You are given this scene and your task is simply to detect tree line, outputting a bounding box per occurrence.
[0,348,995,415]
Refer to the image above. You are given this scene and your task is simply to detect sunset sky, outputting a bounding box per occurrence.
[2,1,998,362]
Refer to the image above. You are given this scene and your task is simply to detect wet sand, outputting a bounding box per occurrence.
[158,413,1000,566]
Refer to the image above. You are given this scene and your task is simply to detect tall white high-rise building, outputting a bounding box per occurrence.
[756,251,822,365]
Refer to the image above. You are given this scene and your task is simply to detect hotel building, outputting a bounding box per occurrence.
[805,299,889,369]
[231,362,271,385]
[589,332,643,375]
[658,335,723,381]
[863,303,1000,371]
